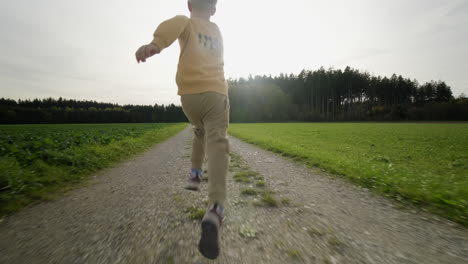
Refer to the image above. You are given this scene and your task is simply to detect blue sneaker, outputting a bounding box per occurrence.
[185,169,202,191]
[199,203,224,259]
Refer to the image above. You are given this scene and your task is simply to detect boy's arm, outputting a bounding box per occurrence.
[135,16,189,63]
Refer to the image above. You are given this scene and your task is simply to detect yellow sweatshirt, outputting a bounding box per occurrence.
[151,15,228,96]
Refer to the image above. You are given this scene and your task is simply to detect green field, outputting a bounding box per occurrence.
[0,123,187,215]
[229,123,468,225]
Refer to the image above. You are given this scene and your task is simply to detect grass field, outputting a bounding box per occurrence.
[229,123,468,225]
[0,123,187,215]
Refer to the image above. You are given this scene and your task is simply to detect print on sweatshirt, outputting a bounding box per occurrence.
[198,33,222,56]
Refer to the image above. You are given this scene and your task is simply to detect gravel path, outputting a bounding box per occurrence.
[1,127,467,264]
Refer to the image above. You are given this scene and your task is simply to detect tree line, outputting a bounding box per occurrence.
[228,67,468,122]
[0,97,187,124]
[1,66,467,124]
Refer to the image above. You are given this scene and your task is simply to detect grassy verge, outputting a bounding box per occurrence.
[0,123,187,215]
[229,123,468,226]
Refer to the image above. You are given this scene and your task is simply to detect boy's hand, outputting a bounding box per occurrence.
[135,43,161,63]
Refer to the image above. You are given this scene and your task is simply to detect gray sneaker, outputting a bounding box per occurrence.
[185,169,202,191]
[199,203,224,259]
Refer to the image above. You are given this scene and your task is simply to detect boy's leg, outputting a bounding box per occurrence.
[191,126,206,171]
[181,95,206,189]
[203,93,230,208]
[198,92,229,260]
[205,122,229,208]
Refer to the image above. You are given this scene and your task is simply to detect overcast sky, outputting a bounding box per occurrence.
[0,0,467,105]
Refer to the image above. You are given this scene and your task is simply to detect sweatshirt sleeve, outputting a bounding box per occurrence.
[151,15,190,51]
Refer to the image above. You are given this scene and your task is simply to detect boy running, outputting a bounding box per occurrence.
[135,0,229,259]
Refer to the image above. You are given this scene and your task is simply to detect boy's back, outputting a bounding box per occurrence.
[151,15,228,96]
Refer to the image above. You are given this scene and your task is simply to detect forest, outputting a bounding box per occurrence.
[228,67,468,122]
[0,98,187,124]
[1,66,467,124]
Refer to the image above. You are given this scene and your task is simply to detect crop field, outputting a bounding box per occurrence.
[0,123,186,214]
[229,123,468,225]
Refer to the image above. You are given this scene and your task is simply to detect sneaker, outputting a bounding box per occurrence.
[199,203,224,259]
[185,169,202,191]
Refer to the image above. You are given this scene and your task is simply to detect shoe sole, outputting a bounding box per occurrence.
[199,220,219,259]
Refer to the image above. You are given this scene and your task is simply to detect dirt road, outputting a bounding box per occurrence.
[1,127,467,263]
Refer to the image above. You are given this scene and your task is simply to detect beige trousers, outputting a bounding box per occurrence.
[181,92,230,207]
